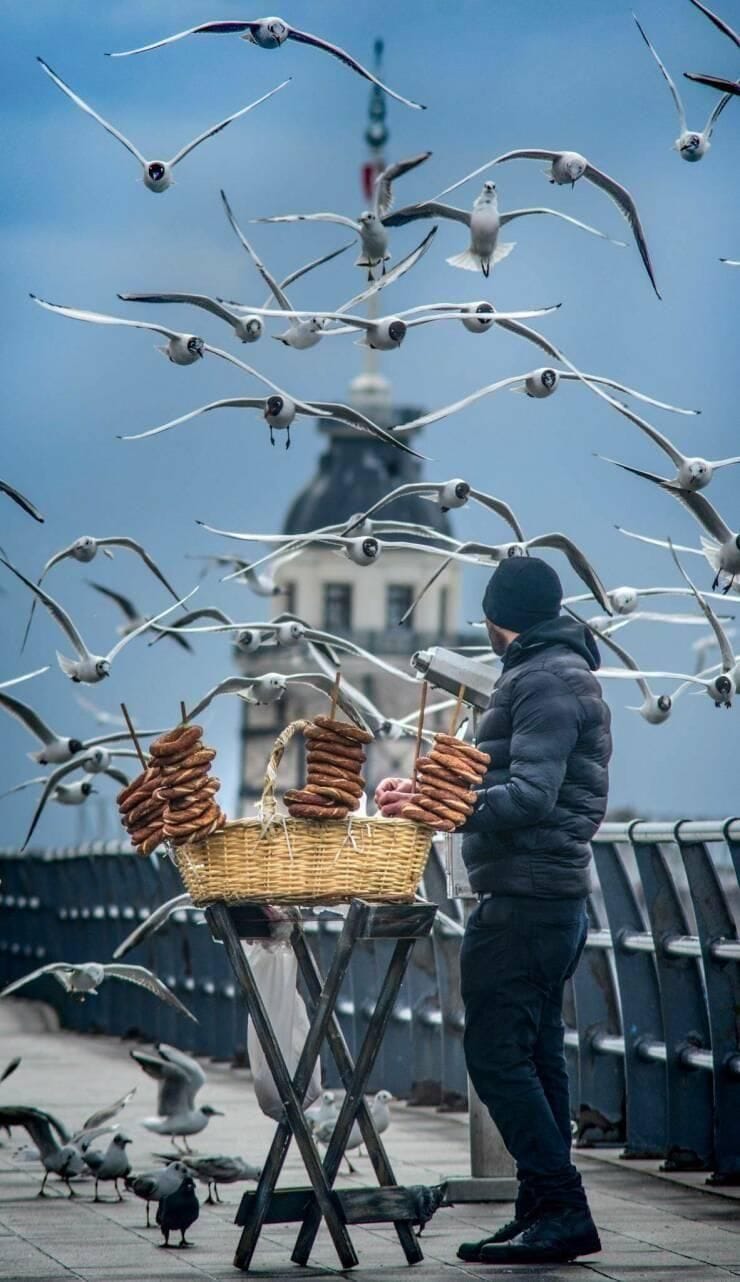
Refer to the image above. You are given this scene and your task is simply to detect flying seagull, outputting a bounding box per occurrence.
[88,582,193,652]
[688,0,740,47]
[9,751,131,849]
[106,16,425,112]
[185,669,372,727]
[113,893,198,961]
[0,684,161,764]
[633,15,732,160]
[0,557,196,683]
[341,479,522,541]
[38,57,289,192]
[566,611,686,723]
[667,539,738,703]
[1,963,195,1019]
[683,71,740,95]
[617,490,740,590]
[431,153,659,296]
[0,479,44,523]
[565,583,734,616]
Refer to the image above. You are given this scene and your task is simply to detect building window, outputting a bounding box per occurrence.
[323,583,352,632]
[281,581,296,615]
[387,584,414,628]
[437,586,449,636]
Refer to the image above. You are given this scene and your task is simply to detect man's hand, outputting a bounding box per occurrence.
[374,775,415,817]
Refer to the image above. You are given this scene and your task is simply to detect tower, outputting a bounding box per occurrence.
[237,42,471,809]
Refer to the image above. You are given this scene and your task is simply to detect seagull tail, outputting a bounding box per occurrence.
[446,249,485,272]
[56,652,78,680]
[493,241,516,263]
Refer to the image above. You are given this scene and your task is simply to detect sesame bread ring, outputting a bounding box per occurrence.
[306,771,364,796]
[307,746,367,770]
[153,736,210,769]
[284,788,334,807]
[164,798,220,831]
[129,821,164,846]
[127,796,165,828]
[158,762,212,789]
[165,795,215,824]
[415,764,477,803]
[161,746,216,774]
[304,783,360,808]
[137,832,163,856]
[186,813,225,844]
[417,791,472,821]
[432,742,488,774]
[119,774,160,812]
[160,777,221,801]
[287,803,349,820]
[312,715,373,744]
[428,749,483,784]
[150,724,203,759]
[305,757,363,780]
[400,803,455,831]
[304,727,368,756]
[117,773,149,807]
[433,734,491,766]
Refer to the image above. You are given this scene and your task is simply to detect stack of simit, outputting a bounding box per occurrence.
[402,732,490,831]
[116,723,225,853]
[284,714,372,819]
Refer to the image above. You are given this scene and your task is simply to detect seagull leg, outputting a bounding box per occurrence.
[285,427,291,450]
[343,1154,358,1175]
[269,426,275,447]
[38,1171,49,1197]
[205,1184,215,1206]
[93,1179,100,1202]
[215,1184,223,1204]
[145,1202,151,1228]
[183,1136,193,1154]
[65,1180,77,1199]
[180,1231,190,1248]
[115,1179,123,1202]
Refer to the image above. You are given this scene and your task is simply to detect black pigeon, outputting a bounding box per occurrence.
[157,1174,200,1248]
[408,1182,449,1235]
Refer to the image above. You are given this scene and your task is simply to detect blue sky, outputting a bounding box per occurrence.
[1,0,739,846]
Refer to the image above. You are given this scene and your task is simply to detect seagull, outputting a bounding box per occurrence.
[5,751,131,849]
[1,479,44,523]
[684,71,740,95]
[119,237,353,344]
[0,558,196,683]
[127,1161,190,1227]
[593,402,740,490]
[398,534,612,622]
[221,190,436,341]
[633,15,732,160]
[0,687,162,765]
[187,551,302,596]
[1,962,195,1018]
[113,893,198,961]
[83,1133,132,1201]
[38,58,289,192]
[688,0,740,46]
[565,583,734,616]
[31,294,214,365]
[668,539,738,703]
[0,1108,86,1196]
[131,1044,223,1152]
[21,530,182,651]
[390,366,695,438]
[185,670,372,727]
[567,612,685,723]
[0,775,98,816]
[174,1154,262,1204]
[431,154,659,296]
[107,17,425,112]
[314,1090,393,1175]
[305,1090,338,1128]
[382,181,621,277]
[148,607,236,648]
[341,480,524,540]
[88,582,193,651]
[720,257,740,265]
[246,300,559,352]
[616,491,740,590]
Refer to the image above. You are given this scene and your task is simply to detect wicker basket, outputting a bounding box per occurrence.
[174,720,434,905]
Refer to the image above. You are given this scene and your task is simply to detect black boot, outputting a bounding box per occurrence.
[479,1206,601,1264]
[457,1208,540,1262]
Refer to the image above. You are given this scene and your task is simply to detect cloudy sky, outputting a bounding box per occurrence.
[1,0,738,847]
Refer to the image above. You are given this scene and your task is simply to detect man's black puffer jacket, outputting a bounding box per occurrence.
[462,615,612,899]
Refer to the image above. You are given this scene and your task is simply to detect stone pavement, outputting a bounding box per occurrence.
[1,1000,740,1282]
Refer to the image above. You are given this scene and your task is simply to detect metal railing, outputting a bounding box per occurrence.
[1,818,739,1181]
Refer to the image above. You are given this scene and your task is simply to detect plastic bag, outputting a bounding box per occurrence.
[244,940,322,1121]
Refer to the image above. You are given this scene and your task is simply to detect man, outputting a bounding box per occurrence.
[375,557,612,1265]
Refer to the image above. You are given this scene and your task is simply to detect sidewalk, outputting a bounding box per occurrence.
[1,1000,740,1281]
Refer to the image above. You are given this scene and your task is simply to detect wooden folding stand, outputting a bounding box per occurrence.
[206,897,438,1272]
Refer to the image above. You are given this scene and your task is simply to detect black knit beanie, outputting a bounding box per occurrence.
[482,556,563,633]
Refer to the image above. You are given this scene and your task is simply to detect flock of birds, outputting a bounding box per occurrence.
[1,0,739,1243]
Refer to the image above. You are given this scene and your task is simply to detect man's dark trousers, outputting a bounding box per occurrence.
[460,893,589,1215]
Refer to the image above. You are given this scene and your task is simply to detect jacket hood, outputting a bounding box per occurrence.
[503,614,601,672]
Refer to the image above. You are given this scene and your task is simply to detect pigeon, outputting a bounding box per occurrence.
[0,557,196,683]
[0,479,44,523]
[83,1133,132,1201]
[38,58,289,192]
[398,534,612,623]
[1,962,195,1018]
[0,685,162,765]
[87,582,192,651]
[121,235,353,345]
[20,528,182,651]
[174,1154,262,1204]
[430,154,659,295]
[132,1044,223,1152]
[107,17,425,112]
[157,1174,200,1248]
[126,1160,190,1227]
[633,15,732,160]
[382,181,622,277]
[617,492,740,591]
[407,1183,448,1235]
[185,670,372,727]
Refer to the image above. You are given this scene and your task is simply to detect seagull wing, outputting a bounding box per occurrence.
[566,609,652,701]
[30,295,182,342]
[0,776,47,801]
[283,672,372,731]
[489,315,563,360]
[107,20,259,57]
[186,677,257,720]
[37,57,146,165]
[383,201,470,228]
[204,346,327,414]
[616,527,705,556]
[77,1089,137,1138]
[0,668,49,694]
[0,558,89,657]
[668,541,735,669]
[667,489,733,544]
[0,479,44,522]
[374,151,431,216]
[335,227,437,315]
[21,755,96,849]
[221,188,291,309]
[82,728,165,749]
[253,212,361,231]
[103,966,196,1020]
[633,16,687,132]
[468,489,526,541]
[525,534,611,613]
[431,149,557,200]
[105,588,198,662]
[87,580,139,622]
[340,483,433,534]
[0,690,57,746]
[286,26,425,110]
[1,962,76,998]
[130,1050,191,1116]
[97,538,181,602]
[684,72,740,94]
[392,375,525,434]
[581,162,660,297]
[560,371,697,416]
[307,401,426,458]
[712,454,740,468]
[704,89,733,135]
[157,1045,207,1103]
[102,766,131,787]
[596,456,672,486]
[689,0,740,46]
[118,398,266,441]
[275,241,355,297]
[305,630,418,683]
[119,292,244,327]
[397,544,483,624]
[499,207,623,244]
[112,893,194,960]
[170,81,290,167]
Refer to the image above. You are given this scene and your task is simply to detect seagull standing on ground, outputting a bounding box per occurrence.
[174,1154,262,1204]
[127,1160,190,1227]
[132,1044,223,1152]
[83,1133,132,1201]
